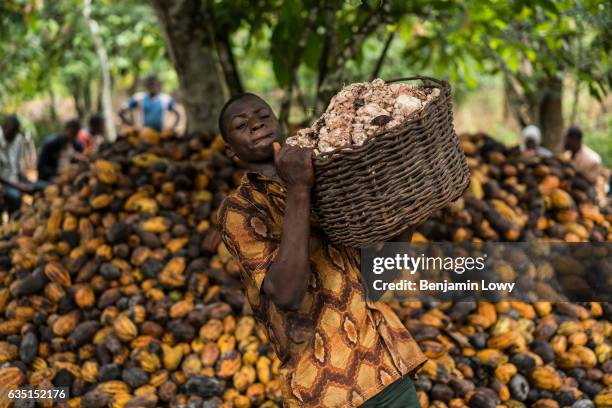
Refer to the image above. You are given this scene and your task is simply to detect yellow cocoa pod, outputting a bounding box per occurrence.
[532,365,562,391]
[595,343,612,363]
[44,261,72,287]
[94,160,118,184]
[113,315,138,342]
[475,349,508,365]
[44,282,66,303]
[487,331,520,350]
[74,285,95,309]
[161,344,183,371]
[495,363,517,384]
[594,389,612,407]
[46,208,63,241]
[0,366,25,389]
[256,356,272,384]
[141,217,170,233]
[148,371,168,387]
[200,342,220,367]
[181,354,202,377]
[200,319,223,342]
[216,350,242,379]
[217,334,236,354]
[132,197,158,215]
[81,361,98,383]
[0,342,17,364]
[52,311,81,337]
[232,365,256,392]
[62,215,78,232]
[551,188,574,210]
[233,395,250,408]
[166,237,189,253]
[235,317,256,341]
[91,194,113,209]
[139,351,161,373]
[0,289,9,314]
[246,383,266,406]
[510,301,536,319]
[169,300,192,319]
[140,128,160,145]
[132,152,161,168]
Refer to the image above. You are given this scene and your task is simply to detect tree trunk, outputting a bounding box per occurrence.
[84,0,117,141]
[150,0,227,135]
[539,76,564,154]
[216,32,244,96]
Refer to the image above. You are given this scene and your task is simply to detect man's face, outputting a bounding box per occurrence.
[2,119,19,140]
[146,81,161,96]
[525,138,537,151]
[91,122,104,136]
[565,135,581,153]
[64,126,79,142]
[223,96,280,163]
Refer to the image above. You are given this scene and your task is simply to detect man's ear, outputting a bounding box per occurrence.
[225,144,236,158]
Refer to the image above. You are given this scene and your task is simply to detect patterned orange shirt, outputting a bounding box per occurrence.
[218,172,426,407]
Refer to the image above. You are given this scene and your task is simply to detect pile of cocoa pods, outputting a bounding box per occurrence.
[0,129,609,408]
[417,132,612,243]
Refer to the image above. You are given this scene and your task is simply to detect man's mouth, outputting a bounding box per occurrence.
[252,132,275,146]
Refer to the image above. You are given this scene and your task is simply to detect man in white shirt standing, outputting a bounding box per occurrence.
[0,115,32,215]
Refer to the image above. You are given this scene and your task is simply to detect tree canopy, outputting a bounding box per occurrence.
[0,0,610,150]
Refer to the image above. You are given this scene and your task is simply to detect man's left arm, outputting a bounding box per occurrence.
[168,99,180,130]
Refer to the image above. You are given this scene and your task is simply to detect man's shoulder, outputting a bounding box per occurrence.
[42,134,61,147]
[219,178,256,212]
[583,145,602,163]
[131,92,146,101]
[218,175,272,220]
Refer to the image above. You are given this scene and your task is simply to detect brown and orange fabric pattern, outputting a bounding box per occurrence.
[219,172,426,407]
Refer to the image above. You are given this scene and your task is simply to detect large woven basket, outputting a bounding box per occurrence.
[311,76,470,247]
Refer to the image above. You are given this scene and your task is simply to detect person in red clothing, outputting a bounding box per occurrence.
[77,113,105,153]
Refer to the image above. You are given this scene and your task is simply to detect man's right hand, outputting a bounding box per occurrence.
[273,142,314,189]
[16,183,34,194]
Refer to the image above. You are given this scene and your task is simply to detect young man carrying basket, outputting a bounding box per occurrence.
[217,92,429,407]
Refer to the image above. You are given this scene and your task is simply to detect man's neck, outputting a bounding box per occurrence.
[245,161,283,184]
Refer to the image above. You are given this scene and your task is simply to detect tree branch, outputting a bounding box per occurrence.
[83,0,117,141]
[278,4,320,133]
[317,4,392,111]
[371,31,395,80]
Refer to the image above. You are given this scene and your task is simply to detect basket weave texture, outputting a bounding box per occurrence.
[311,76,470,247]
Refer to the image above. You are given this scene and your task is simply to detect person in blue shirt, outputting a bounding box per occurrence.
[119,75,180,132]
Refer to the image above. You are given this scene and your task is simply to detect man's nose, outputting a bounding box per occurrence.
[250,119,264,132]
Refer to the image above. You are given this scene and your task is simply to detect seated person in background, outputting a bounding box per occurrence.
[520,125,552,158]
[37,119,84,183]
[565,126,610,198]
[0,115,33,214]
[77,113,105,153]
[119,75,180,132]
[565,126,605,183]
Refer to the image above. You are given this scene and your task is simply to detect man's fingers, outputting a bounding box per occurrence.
[273,142,281,167]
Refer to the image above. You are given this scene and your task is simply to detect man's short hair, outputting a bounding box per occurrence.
[65,118,81,133]
[3,114,20,129]
[89,113,103,128]
[566,126,583,141]
[145,74,160,86]
[218,92,261,140]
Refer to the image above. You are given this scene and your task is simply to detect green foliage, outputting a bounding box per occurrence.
[0,0,170,112]
[1,0,610,138]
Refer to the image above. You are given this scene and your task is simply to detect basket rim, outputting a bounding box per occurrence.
[312,75,452,164]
